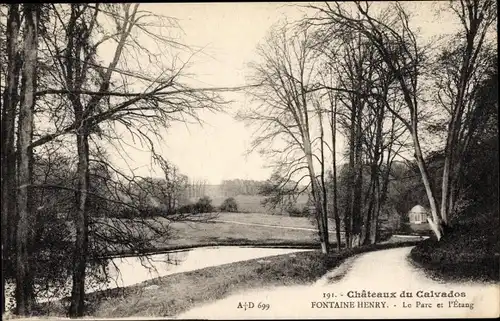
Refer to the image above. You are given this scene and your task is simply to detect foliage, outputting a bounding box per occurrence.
[220,197,238,212]
[220,180,264,197]
[411,214,499,282]
[1,149,186,311]
[3,152,117,306]
[176,204,195,215]
[258,172,307,215]
[286,206,309,218]
[193,196,214,214]
[453,62,499,221]
[114,208,140,219]
[387,162,429,216]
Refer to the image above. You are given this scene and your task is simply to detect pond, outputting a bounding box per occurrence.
[5,246,310,306]
[104,246,310,289]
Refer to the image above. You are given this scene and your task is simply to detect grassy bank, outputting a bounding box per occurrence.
[34,240,421,318]
[106,240,325,259]
[212,212,316,229]
[168,217,323,245]
[102,212,339,258]
[101,211,410,258]
[410,216,499,282]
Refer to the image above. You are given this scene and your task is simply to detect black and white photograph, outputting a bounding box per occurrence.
[0,1,498,319]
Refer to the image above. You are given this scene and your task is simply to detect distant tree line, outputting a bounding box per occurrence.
[220,179,264,197]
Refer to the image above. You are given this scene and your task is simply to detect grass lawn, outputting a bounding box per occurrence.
[169,219,322,244]
[410,215,499,282]
[34,240,421,318]
[213,212,319,229]
[101,212,343,257]
[158,212,343,252]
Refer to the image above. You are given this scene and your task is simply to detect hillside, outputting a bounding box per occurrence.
[411,215,499,281]
[189,190,310,214]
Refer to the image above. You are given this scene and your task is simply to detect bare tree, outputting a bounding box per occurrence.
[152,157,189,212]
[314,29,375,248]
[307,2,445,239]
[303,2,414,246]
[188,178,208,199]
[15,4,41,315]
[239,22,330,253]
[326,89,342,250]
[0,2,232,316]
[313,96,329,250]
[435,0,496,224]
[312,35,344,250]
[259,172,305,215]
[1,4,22,314]
[308,1,497,240]
[31,3,229,315]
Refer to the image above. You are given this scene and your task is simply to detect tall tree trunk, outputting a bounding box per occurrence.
[440,4,484,225]
[1,4,22,314]
[65,4,133,315]
[439,0,491,230]
[344,163,353,249]
[66,5,91,316]
[69,130,90,317]
[440,101,464,226]
[16,4,39,315]
[304,137,328,254]
[67,5,136,314]
[330,97,341,250]
[318,107,330,252]
[412,125,442,240]
[361,170,376,245]
[371,144,391,244]
[440,141,453,225]
[370,177,381,244]
[344,106,356,249]
[395,64,442,239]
[351,100,364,247]
[364,100,385,245]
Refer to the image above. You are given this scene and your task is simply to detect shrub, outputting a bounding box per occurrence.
[113,206,171,219]
[4,209,110,310]
[142,206,169,218]
[220,197,238,212]
[115,207,140,219]
[176,204,194,214]
[286,206,308,217]
[193,196,214,213]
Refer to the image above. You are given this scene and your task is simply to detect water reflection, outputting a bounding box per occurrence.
[5,246,309,306]
[106,246,309,289]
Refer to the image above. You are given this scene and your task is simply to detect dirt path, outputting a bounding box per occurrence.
[176,246,499,319]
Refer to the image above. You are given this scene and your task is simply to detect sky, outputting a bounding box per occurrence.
[105,2,311,184]
[141,3,296,183]
[103,2,460,185]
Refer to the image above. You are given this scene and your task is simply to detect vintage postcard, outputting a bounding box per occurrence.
[1,1,498,320]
